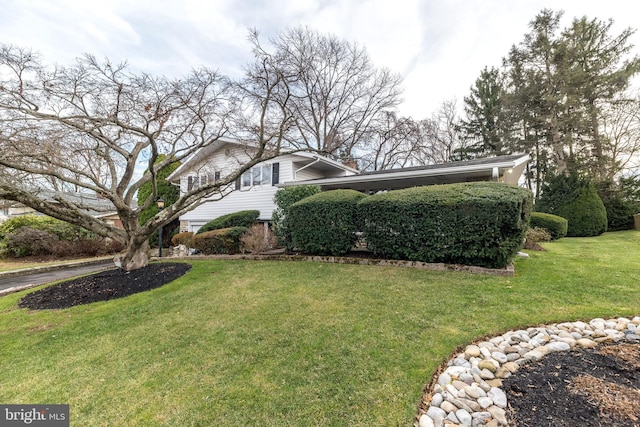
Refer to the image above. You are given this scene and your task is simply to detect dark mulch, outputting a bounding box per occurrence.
[19,262,192,310]
[503,341,640,427]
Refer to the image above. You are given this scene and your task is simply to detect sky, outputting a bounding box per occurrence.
[1,0,638,119]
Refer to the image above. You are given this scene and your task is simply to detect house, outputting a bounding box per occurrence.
[167,137,359,232]
[169,136,530,232]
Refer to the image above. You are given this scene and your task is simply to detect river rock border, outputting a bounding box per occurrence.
[416,316,640,427]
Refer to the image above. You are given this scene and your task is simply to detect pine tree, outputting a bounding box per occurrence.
[459,67,507,157]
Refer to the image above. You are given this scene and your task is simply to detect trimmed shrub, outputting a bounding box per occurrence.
[192,227,248,254]
[529,212,568,240]
[537,174,607,237]
[358,182,532,269]
[272,185,321,251]
[241,223,277,254]
[171,231,195,247]
[196,210,259,234]
[288,189,367,256]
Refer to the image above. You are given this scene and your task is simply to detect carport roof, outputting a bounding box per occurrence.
[278,153,529,192]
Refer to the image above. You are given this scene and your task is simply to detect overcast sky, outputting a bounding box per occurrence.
[1,0,638,118]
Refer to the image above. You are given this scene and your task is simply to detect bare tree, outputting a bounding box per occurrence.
[359,112,425,171]
[600,93,640,180]
[0,46,284,270]
[418,99,469,164]
[248,27,403,161]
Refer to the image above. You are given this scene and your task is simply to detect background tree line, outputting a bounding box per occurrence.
[457,9,640,198]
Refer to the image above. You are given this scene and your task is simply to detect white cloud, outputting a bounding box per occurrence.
[1,0,638,118]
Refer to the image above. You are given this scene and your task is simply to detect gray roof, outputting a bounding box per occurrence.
[278,154,530,192]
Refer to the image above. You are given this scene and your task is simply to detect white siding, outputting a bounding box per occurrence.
[181,184,279,229]
[176,151,354,231]
[180,154,294,229]
[179,146,252,193]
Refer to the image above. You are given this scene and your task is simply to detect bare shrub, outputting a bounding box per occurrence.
[5,227,58,257]
[524,227,551,251]
[241,224,277,254]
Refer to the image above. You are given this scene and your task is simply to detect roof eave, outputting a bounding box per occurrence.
[278,154,529,188]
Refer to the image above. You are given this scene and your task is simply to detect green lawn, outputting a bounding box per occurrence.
[0,231,638,426]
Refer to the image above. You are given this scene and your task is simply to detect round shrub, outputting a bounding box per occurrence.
[192,226,247,254]
[196,210,259,234]
[537,175,607,237]
[171,231,195,247]
[288,189,367,256]
[529,212,568,240]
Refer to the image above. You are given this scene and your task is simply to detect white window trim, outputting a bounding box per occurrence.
[241,164,273,188]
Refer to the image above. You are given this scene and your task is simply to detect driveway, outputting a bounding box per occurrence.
[0,261,115,295]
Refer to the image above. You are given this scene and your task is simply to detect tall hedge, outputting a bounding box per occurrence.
[272,185,321,251]
[537,174,607,237]
[288,189,367,256]
[196,210,259,234]
[358,182,532,268]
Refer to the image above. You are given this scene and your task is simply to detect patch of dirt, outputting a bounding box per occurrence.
[18,262,192,310]
[503,341,640,426]
[523,240,547,251]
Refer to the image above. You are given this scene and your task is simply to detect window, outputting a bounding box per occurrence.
[241,163,279,188]
[187,172,219,191]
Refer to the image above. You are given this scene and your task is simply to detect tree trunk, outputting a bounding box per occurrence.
[121,238,150,271]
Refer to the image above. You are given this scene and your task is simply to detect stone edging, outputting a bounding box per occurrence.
[162,254,515,276]
[416,316,640,427]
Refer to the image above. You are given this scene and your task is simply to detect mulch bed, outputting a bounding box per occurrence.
[18,262,191,310]
[503,341,640,426]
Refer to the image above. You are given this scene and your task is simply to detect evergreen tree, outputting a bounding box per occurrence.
[137,155,181,248]
[536,174,608,237]
[460,67,507,157]
[497,9,640,194]
[561,16,640,180]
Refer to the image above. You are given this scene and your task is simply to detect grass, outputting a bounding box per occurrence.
[0,231,638,426]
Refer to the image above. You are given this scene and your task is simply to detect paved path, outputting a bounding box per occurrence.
[0,261,115,295]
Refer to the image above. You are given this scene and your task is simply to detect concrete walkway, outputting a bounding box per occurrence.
[0,258,115,295]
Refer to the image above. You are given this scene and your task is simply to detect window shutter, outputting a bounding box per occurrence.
[235,177,241,190]
[272,162,280,185]
[187,176,193,191]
